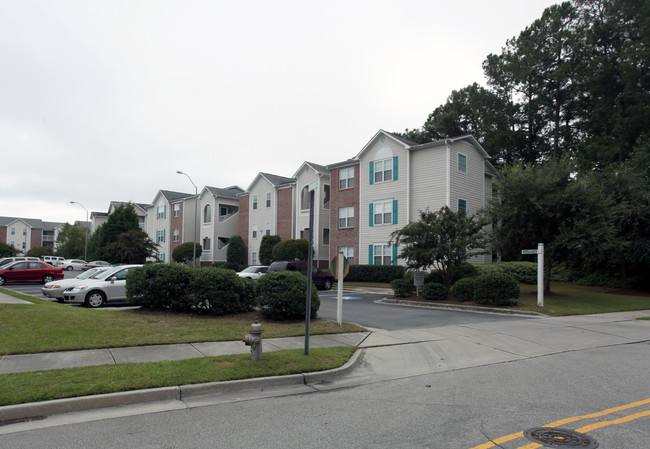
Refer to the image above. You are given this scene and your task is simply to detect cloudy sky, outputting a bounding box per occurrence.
[1,0,557,224]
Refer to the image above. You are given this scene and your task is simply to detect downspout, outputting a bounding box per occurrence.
[445,139,451,207]
[406,148,411,222]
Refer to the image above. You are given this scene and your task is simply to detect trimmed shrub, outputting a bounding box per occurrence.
[577,272,621,288]
[390,279,415,297]
[346,265,405,283]
[473,272,520,306]
[126,263,193,311]
[450,277,476,301]
[422,282,448,301]
[188,267,256,315]
[256,271,320,320]
[424,261,478,285]
[271,239,309,261]
[475,262,537,284]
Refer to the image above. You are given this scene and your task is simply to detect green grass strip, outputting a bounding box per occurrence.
[0,347,355,406]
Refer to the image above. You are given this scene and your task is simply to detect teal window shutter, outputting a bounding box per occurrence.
[369,161,374,185]
[393,156,398,181]
[393,200,398,224]
[164,205,167,219]
[392,244,397,265]
[368,245,373,265]
[163,229,166,243]
[369,203,374,227]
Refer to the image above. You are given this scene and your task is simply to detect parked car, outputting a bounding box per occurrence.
[0,256,40,268]
[236,265,269,280]
[62,264,142,308]
[266,260,334,290]
[41,267,111,302]
[82,260,112,270]
[0,261,64,286]
[59,259,87,271]
[42,256,65,266]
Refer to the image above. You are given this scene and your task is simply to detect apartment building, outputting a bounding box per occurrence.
[0,216,65,254]
[197,185,243,265]
[146,190,197,263]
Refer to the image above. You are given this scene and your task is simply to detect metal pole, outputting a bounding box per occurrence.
[337,251,343,326]
[70,201,88,260]
[537,243,544,307]
[176,171,198,267]
[305,189,314,355]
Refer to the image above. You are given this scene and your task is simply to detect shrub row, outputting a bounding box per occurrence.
[452,273,520,306]
[475,261,537,284]
[346,265,405,283]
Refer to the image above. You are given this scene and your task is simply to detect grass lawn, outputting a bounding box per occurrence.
[0,289,365,356]
[0,347,355,406]
[517,282,650,316]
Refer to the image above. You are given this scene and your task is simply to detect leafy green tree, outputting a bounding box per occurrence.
[172,242,202,264]
[0,242,18,257]
[226,235,247,271]
[86,224,105,260]
[101,203,140,244]
[55,222,86,259]
[26,246,53,258]
[271,239,310,262]
[259,235,281,265]
[103,229,159,264]
[390,206,490,290]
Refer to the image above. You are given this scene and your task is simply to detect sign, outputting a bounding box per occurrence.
[521,249,539,255]
[413,272,425,288]
[331,254,350,281]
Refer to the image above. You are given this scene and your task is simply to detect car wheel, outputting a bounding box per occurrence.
[66,266,74,271]
[323,278,333,290]
[85,291,106,308]
[42,274,55,284]
[0,276,5,286]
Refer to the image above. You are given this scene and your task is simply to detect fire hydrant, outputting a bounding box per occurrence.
[243,321,263,361]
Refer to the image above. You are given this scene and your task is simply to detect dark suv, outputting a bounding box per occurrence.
[267,260,334,290]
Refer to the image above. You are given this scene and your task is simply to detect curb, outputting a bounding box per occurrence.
[379,298,546,317]
[0,349,365,423]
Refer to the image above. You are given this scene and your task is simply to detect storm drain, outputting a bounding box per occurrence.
[0,415,47,427]
[524,427,599,448]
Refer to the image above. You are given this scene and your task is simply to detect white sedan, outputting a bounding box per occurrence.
[59,259,87,271]
[41,267,110,301]
[62,264,142,308]
[236,265,269,280]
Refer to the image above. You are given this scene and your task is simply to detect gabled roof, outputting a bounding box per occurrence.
[108,201,151,215]
[154,190,196,204]
[245,172,295,193]
[292,161,330,178]
[354,129,414,160]
[203,185,245,200]
[0,216,42,228]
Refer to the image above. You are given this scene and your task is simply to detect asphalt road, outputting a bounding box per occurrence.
[1,341,647,448]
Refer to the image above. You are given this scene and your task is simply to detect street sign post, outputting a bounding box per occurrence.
[331,253,349,326]
[522,243,544,307]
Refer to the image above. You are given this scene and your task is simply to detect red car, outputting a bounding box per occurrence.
[0,261,64,286]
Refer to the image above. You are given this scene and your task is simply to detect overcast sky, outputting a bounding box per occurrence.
[1,0,558,224]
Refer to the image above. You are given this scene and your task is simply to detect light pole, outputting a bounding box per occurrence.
[70,201,88,261]
[176,171,198,267]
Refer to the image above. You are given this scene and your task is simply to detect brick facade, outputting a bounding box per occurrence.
[328,162,360,264]
[276,187,293,240]
[170,202,183,255]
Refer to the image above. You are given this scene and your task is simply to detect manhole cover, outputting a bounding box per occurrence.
[524,427,599,448]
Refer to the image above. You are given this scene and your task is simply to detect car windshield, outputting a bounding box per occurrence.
[75,268,102,279]
[89,267,119,279]
[241,266,259,273]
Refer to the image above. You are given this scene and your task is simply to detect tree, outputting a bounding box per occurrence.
[26,246,53,258]
[172,242,203,264]
[259,235,281,265]
[0,242,18,257]
[103,229,159,264]
[55,222,86,259]
[390,207,490,290]
[90,204,141,260]
[226,235,247,271]
[271,239,310,262]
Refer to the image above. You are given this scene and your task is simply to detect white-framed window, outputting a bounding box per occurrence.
[373,200,393,226]
[203,237,211,251]
[373,243,392,266]
[22,228,26,235]
[252,194,258,210]
[173,204,180,217]
[323,184,330,210]
[251,251,257,266]
[339,246,354,265]
[458,198,467,213]
[172,228,179,242]
[265,221,271,236]
[203,204,212,223]
[458,153,467,173]
[339,207,354,228]
[10,228,15,235]
[300,185,310,211]
[156,229,166,243]
[157,205,166,219]
[323,228,330,245]
[374,157,393,184]
[252,224,258,239]
[339,167,354,190]
[266,192,271,208]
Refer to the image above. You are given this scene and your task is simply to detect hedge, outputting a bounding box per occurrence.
[256,271,320,320]
[422,282,448,300]
[475,262,537,284]
[345,265,405,283]
[473,272,520,306]
[450,277,475,301]
[390,279,415,297]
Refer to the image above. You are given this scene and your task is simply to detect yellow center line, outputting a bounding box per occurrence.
[468,398,650,449]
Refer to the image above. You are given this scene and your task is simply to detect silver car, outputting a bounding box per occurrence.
[62,265,142,308]
[59,259,87,271]
[41,267,110,301]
